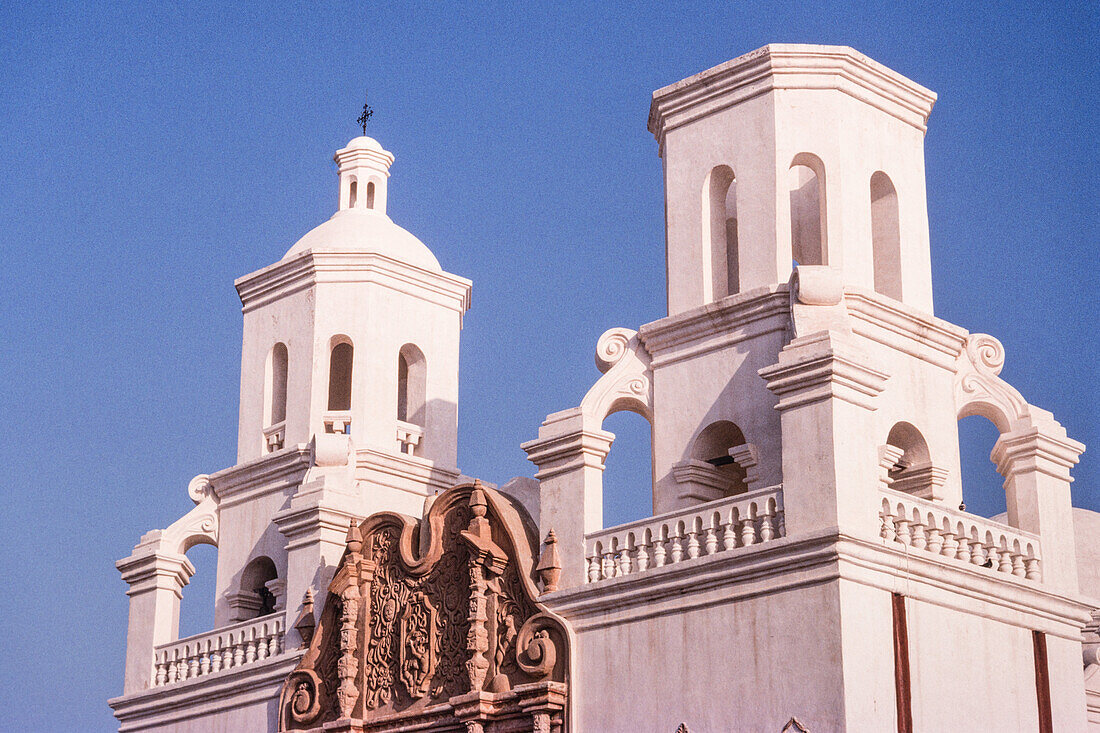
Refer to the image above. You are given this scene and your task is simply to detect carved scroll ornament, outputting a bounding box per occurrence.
[580,327,653,423]
[953,333,1029,431]
[278,481,571,731]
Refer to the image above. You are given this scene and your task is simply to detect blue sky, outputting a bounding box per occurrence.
[0,2,1096,729]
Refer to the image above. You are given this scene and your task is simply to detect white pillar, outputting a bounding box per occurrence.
[116,548,194,694]
[992,420,1085,594]
[522,408,614,590]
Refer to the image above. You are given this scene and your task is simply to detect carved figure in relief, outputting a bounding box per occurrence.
[398,591,438,698]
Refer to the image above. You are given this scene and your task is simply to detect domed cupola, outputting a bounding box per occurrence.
[234,136,471,481]
[281,136,442,271]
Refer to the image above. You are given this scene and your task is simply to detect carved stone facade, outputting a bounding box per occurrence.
[277,482,569,732]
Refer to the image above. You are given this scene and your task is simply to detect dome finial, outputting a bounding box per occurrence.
[356,90,373,136]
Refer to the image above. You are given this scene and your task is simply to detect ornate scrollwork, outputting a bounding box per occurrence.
[285,670,323,725]
[581,327,654,423]
[187,474,213,504]
[515,613,560,679]
[278,482,571,731]
[954,333,1028,431]
[595,327,635,373]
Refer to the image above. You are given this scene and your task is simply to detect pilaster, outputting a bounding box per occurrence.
[992,421,1086,594]
[117,548,195,693]
[273,433,362,647]
[522,408,614,590]
[760,330,888,537]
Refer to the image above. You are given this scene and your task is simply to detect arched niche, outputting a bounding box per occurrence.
[265,342,289,427]
[880,421,946,501]
[870,171,902,300]
[671,420,758,504]
[789,153,828,268]
[348,178,358,209]
[232,555,279,622]
[327,337,353,412]
[366,180,376,209]
[702,164,739,301]
[397,343,427,427]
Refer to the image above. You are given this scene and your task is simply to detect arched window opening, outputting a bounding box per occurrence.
[176,543,217,639]
[235,556,279,621]
[602,410,654,528]
[327,340,353,412]
[870,172,902,299]
[396,344,427,456]
[789,155,827,268]
[366,181,376,209]
[881,422,943,500]
[702,165,739,301]
[683,420,751,499]
[265,342,288,426]
[348,179,358,209]
[958,415,1008,519]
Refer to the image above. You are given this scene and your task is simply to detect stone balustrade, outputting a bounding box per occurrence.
[152,613,286,687]
[878,488,1041,581]
[584,485,785,583]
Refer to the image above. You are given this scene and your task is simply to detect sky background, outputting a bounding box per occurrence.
[0,2,1096,730]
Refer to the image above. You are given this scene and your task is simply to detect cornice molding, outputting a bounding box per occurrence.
[210,445,312,508]
[648,44,937,149]
[638,286,790,365]
[109,652,302,730]
[234,250,473,320]
[542,529,1090,640]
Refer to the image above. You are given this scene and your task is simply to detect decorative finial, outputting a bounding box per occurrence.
[357,90,373,135]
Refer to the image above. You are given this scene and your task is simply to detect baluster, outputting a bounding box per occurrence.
[925,518,943,555]
[776,510,786,537]
[634,541,649,571]
[686,528,700,559]
[969,535,986,567]
[223,641,235,670]
[199,641,211,675]
[722,515,738,551]
[257,627,270,661]
[760,510,776,542]
[955,533,971,564]
[880,504,896,542]
[740,514,757,547]
[909,514,927,551]
[617,549,632,576]
[601,551,614,580]
[1025,557,1041,581]
[670,532,684,564]
[155,654,167,686]
[233,636,245,668]
[277,630,285,655]
[895,515,911,546]
[210,640,223,673]
[940,524,958,559]
[586,555,600,583]
[188,649,200,679]
[998,542,1013,574]
[653,536,667,567]
[704,527,718,555]
[269,631,280,657]
[245,632,257,664]
[1011,551,1026,578]
[166,655,178,684]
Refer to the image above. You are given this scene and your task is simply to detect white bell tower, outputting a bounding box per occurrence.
[222,135,471,624]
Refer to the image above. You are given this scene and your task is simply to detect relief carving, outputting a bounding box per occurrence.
[278,481,571,732]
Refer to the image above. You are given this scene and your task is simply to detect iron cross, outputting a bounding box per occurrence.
[357,91,373,135]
